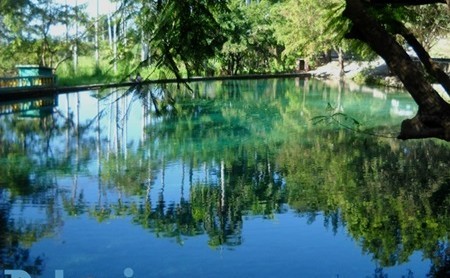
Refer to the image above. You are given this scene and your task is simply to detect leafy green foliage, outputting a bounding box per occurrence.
[311,102,361,132]
[0,0,84,72]
[271,0,342,66]
[0,0,448,79]
[137,0,228,78]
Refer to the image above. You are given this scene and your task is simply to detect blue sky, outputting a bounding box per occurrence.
[51,0,116,36]
[55,0,116,16]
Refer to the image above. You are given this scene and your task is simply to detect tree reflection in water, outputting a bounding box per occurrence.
[0,79,449,277]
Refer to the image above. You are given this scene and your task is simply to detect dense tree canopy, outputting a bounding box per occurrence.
[0,0,449,139]
[0,0,82,73]
[0,0,447,76]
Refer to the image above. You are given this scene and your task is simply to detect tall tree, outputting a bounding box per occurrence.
[271,0,376,74]
[0,0,84,71]
[404,4,450,51]
[135,0,228,79]
[95,0,100,68]
[343,0,450,140]
[218,0,282,74]
[272,0,334,66]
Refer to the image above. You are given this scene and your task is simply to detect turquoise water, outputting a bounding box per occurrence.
[1,78,449,277]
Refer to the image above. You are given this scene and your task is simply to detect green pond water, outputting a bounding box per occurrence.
[0,78,449,277]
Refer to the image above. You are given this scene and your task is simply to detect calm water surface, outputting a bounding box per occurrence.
[1,78,449,277]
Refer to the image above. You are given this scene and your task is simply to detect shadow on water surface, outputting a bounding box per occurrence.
[0,78,449,277]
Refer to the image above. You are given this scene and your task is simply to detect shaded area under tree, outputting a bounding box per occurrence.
[343,0,450,140]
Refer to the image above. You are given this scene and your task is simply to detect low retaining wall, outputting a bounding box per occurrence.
[433,58,450,73]
[0,76,55,89]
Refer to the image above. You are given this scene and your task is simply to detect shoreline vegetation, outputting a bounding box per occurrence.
[53,35,449,92]
[310,59,449,102]
[54,59,391,88]
[0,72,313,101]
[54,58,448,92]
[31,33,448,99]
[50,36,449,96]
[2,57,447,102]
[60,71,313,92]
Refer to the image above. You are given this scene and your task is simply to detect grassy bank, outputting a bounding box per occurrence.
[55,56,160,87]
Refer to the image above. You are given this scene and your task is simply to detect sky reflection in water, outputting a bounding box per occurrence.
[1,78,448,277]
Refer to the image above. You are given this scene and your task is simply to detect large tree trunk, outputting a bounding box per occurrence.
[343,0,450,140]
[95,0,100,68]
[390,19,450,97]
[337,47,345,77]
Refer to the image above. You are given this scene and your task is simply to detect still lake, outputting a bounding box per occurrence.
[1,78,449,277]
